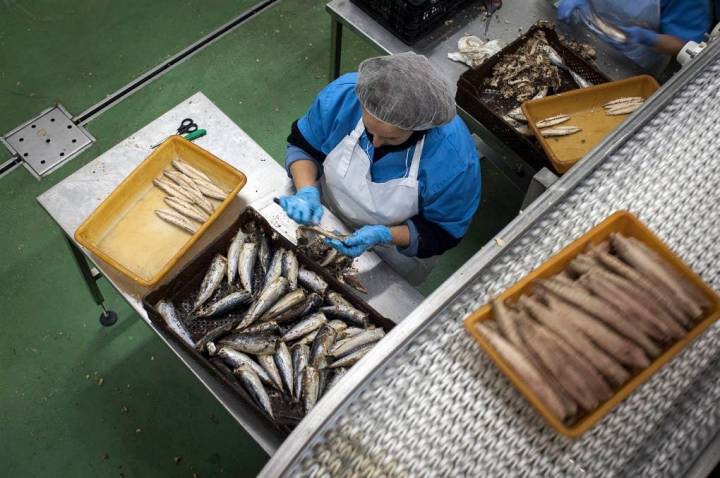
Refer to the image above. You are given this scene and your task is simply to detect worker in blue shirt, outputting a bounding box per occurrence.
[557,0,714,73]
[278,52,481,285]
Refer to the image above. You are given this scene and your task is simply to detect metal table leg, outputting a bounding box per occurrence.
[64,235,118,326]
[329,17,343,81]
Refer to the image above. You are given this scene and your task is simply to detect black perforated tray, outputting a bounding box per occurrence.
[456,25,610,171]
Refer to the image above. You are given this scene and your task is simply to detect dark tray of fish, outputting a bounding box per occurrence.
[143,207,394,436]
[456,24,610,172]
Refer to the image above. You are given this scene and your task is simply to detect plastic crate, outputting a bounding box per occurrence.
[351,0,476,45]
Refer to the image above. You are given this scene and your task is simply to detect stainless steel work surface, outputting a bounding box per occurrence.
[327,0,643,91]
[36,92,422,454]
[260,41,720,477]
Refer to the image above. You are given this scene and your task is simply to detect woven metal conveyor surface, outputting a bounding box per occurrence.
[277,55,720,477]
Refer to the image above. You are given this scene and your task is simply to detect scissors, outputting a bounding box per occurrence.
[483,0,502,38]
[151,118,205,148]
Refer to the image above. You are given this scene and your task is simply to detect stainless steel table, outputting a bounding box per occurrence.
[326,0,644,192]
[36,92,423,454]
[260,38,720,478]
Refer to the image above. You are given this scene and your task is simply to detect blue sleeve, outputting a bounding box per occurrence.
[284,145,321,177]
[397,219,419,257]
[660,0,711,42]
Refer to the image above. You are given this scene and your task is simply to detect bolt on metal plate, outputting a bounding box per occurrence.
[1,105,95,178]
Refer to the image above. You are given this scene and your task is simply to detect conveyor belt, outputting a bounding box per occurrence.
[261,42,720,477]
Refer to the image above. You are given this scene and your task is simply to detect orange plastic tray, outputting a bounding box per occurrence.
[75,136,246,287]
[522,75,660,173]
[464,211,720,437]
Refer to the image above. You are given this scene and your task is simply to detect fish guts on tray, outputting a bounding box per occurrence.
[144,209,392,430]
[465,212,719,436]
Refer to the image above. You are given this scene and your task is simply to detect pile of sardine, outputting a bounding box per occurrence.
[152,159,228,234]
[296,225,367,294]
[475,233,711,424]
[155,221,385,423]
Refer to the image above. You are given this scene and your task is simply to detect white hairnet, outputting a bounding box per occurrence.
[356,52,456,131]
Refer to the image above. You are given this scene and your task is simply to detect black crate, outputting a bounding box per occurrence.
[456,25,610,171]
[351,0,476,45]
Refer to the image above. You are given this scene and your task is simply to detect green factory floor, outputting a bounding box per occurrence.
[0,1,522,476]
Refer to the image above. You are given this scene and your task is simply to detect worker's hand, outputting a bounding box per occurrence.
[325,225,393,258]
[556,0,586,22]
[278,185,323,225]
[623,26,660,47]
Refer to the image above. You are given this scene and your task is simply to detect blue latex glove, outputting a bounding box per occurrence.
[623,26,660,47]
[556,0,587,22]
[325,225,393,258]
[278,186,323,225]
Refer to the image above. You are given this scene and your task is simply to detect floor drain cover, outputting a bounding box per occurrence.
[1,105,95,178]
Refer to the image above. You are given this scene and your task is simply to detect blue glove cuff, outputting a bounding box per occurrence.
[297,185,320,199]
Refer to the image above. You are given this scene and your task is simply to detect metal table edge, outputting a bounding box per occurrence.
[259,42,720,477]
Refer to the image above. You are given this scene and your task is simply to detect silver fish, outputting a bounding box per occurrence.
[327,291,353,308]
[259,289,306,322]
[218,333,279,355]
[283,249,299,290]
[265,249,284,285]
[227,228,247,285]
[163,196,208,223]
[310,324,338,369]
[506,107,527,123]
[341,272,367,294]
[292,343,310,402]
[323,367,348,396]
[274,342,294,397]
[153,177,197,203]
[330,327,384,358]
[302,366,320,414]
[328,343,373,368]
[195,320,238,353]
[298,225,349,242]
[340,327,366,339]
[294,329,319,346]
[282,312,328,342]
[206,341,218,356]
[242,321,280,335]
[156,300,194,347]
[298,267,329,294]
[217,347,272,385]
[172,159,213,183]
[257,353,284,391]
[319,305,369,328]
[238,241,259,294]
[273,292,322,324]
[257,234,271,277]
[234,365,274,418]
[327,320,348,335]
[194,290,252,319]
[193,254,227,310]
[155,209,198,234]
[237,277,289,329]
[536,114,570,129]
[540,125,581,137]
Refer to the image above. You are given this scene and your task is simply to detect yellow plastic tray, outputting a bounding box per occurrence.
[522,75,660,173]
[75,136,246,287]
[464,211,720,437]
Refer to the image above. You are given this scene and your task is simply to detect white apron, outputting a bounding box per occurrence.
[320,119,436,285]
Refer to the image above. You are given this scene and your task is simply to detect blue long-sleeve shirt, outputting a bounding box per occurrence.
[660,0,712,42]
[285,73,481,258]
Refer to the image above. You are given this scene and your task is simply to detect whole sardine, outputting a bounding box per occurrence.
[227,228,247,284]
[274,342,294,397]
[156,300,194,347]
[330,327,384,358]
[195,319,240,353]
[265,249,284,285]
[243,321,280,335]
[172,159,213,183]
[475,322,570,421]
[217,347,272,385]
[538,278,660,357]
[193,254,227,310]
[298,267,328,294]
[238,241,259,294]
[536,114,570,129]
[294,329,319,346]
[191,176,227,200]
[319,305,369,328]
[309,324,338,369]
[340,327,365,339]
[327,291,353,309]
[259,289,306,322]
[234,365,274,418]
[492,298,522,348]
[327,320,348,335]
[194,290,253,319]
[164,196,209,223]
[237,277,289,329]
[282,312,328,342]
[257,234,271,277]
[283,249,299,290]
[341,272,367,294]
[153,177,197,203]
[272,292,322,324]
[257,353,284,391]
[506,107,527,123]
[302,366,320,414]
[155,209,198,234]
[520,296,630,387]
[218,332,279,355]
[328,343,373,368]
[292,343,310,402]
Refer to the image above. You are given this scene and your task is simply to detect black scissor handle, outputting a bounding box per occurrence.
[177,118,198,134]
